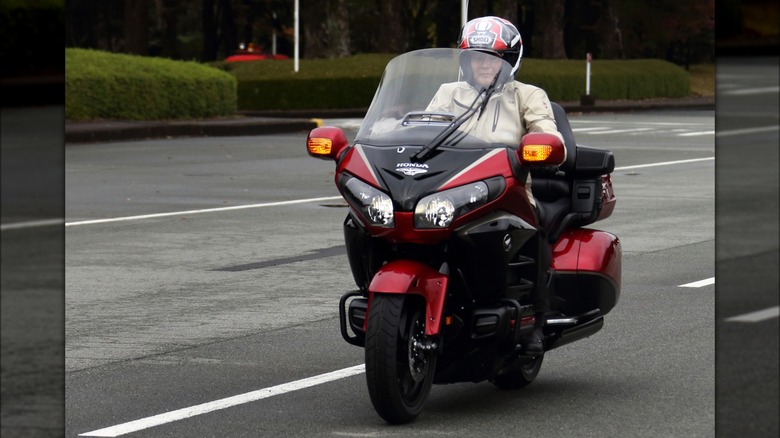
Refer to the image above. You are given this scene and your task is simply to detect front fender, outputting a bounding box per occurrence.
[368,260,448,336]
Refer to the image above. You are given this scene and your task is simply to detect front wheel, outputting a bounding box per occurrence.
[365,294,437,424]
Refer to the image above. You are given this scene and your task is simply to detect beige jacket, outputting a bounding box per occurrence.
[426,80,565,207]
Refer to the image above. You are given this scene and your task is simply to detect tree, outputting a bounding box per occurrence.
[301,0,350,58]
[124,0,149,55]
[532,0,566,58]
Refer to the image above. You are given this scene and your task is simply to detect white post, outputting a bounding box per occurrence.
[586,52,592,95]
[294,0,299,72]
[461,0,468,28]
[272,12,277,56]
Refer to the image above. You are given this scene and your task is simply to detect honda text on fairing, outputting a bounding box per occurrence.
[306,48,621,424]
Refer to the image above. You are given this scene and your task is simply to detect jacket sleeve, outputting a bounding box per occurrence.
[520,86,565,146]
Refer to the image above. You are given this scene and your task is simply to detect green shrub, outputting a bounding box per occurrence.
[220,55,690,111]
[66,48,237,120]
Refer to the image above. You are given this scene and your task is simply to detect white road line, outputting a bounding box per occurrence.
[572,127,611,132]
[725,306,780,323]
[0,218,64,231]
[79,364,366,437]
[716,125,780,137]
[582,128,655,135]
[65,196,343,227]
[679,277,715,288]
[58,156,713,229]
[678,130,715,137]
[721,86,780,96]
[616,157,714,171]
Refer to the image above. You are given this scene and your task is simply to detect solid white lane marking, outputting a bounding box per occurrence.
[65,196,343,227]
[62,157,714,229]
[722,85,780,96]
[0,218,64,231]
[582,127,655,135]
[679,277,715,288]
[616,157,714,171]
[716,125,780,137]
[725,306,780,323]
[572,127,611,132]
[678,130,715,137]
[79,364,366,437]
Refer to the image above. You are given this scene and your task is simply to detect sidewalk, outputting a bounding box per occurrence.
[64,95,714,144]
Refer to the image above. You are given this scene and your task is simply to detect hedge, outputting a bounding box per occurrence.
[216,55,690,111]
[66,48,237,120]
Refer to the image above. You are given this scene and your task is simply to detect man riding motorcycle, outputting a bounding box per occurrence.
[426,16,564,355]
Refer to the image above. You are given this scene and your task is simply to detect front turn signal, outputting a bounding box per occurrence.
[307,137,333,156]
[306,126,349,161]
[521,144,553,162]
[518,132,566,166]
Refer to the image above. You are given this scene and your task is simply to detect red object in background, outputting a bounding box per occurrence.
[225,50,289,63]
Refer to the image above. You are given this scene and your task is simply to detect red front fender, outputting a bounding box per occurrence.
[367,260,448,336]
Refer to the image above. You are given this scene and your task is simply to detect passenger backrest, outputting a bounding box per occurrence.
[550,102,577,173]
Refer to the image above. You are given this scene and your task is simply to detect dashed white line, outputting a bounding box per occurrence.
[79,364,366,437]
[679,277,715,288]
[725,306,780,323]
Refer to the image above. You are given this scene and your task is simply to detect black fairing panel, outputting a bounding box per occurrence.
[451,211,539,303]
[355,144,502,211]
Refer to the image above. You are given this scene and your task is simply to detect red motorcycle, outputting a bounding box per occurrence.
[306,48,620,423]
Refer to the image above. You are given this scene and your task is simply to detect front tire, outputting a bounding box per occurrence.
[365,294,437,424]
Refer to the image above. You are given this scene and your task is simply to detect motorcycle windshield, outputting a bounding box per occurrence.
[355,48,515,149]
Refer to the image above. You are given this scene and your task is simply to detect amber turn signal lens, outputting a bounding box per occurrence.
[307,138,333,155]
[522,144,552,162]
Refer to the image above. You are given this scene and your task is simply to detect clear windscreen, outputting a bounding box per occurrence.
[354,48,514,148]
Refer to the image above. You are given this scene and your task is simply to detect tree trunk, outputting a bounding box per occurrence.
[202,0,217,61]
[532,0,567,59]
[302,0,350,58]
[378,0,404,53]
[124,0,149,55]
[599,0,624,58]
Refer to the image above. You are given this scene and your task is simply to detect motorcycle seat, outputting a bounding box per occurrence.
[530,102,614,241]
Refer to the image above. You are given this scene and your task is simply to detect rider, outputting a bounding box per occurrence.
[427,16,564,356]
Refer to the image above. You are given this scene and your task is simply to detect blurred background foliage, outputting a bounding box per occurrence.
[62,0,716,68]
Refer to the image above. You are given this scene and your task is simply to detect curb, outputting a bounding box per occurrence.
[65,118,320,144]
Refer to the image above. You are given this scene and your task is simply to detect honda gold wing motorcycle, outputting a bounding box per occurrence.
[305,48,621,424]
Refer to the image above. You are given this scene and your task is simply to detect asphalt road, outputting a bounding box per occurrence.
[715,57,779,437]
[64,109,717,437]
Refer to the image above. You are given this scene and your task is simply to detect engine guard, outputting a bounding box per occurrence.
[368,260,449,336]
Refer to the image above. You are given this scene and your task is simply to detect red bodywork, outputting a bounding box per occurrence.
[367,260,449,336]
[553,228,622,291]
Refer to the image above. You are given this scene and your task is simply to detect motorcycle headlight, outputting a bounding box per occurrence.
[343,177,394,227]
[414,182,489,228]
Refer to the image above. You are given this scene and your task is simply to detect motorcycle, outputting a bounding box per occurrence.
[306,48,621,423]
